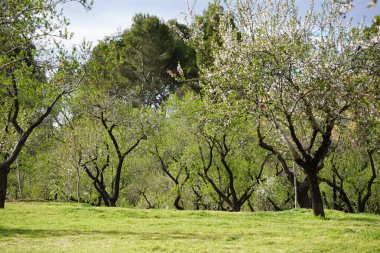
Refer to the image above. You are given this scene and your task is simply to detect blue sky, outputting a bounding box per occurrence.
[62,0,380,47]
[62,0,212,47]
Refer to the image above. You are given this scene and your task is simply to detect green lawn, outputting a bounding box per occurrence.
[0,202,379,252]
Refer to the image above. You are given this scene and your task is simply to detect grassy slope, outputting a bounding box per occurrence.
[0,202,379,253]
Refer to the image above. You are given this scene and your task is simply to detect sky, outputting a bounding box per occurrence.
[62,0,380,47]
[62,0,211,47]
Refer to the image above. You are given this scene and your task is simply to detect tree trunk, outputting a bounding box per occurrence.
[307,172,325,217]
[319,176,355,213]
[297,184,311,208]
[106,198,116,207]
[0,171,9,208]
[358,202,365,213]
[231,203,241,212]
[358,149,377,213]
[266,197,282,211]
[192,186,202,210]
[174,195,184,210]
[97,188,113,207]
[247,200,254,212]
[332,174,340,210]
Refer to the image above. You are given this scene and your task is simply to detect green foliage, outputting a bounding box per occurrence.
[364,16,380,39]
[0,0,93,209]
[55,89,151,206]
[3,0,379,217]
[87,14,197,108]
[188,0,380,216]
[321,123,380,213]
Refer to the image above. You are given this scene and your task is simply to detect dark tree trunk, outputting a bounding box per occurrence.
[341,194,355,213]
[192,186,202,210]
[0,83,66,209]
[358,200,365,213]
[174,195,184,210]
[297,181,311,208]
[101,191,116,207]
[101,193,116,207]
[257,128,312,209]
[247,200,254,212]
[357,149,377,213]
[332,174,339,210]
[141,191,155,209]
[266,197,282,211]
[107,199,116,207]
[231,203,241,212]
[0,171,8,208]
[319,176,355,213]
[297,190,311,208]
[307,172,325,217]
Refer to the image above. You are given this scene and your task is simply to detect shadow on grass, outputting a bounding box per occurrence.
[0,227,218,241]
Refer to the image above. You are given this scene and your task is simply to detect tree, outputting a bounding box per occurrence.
[257,131,312,209]
[166,93,267,212]
[333,0,378,9]
[88,14,197,108]
[321,144,379,213]
[48,118,101,205]
[147,109,192,210]
[0,0,92,208]
[72,95,148,207]
[320,94,380,213]
[190,0,379,216]
[191,2,225,68]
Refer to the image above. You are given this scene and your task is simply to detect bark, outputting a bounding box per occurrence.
[319,177,354,213]
[332,174,339,210]
[191,186,202,210]
[141,190,155,209]
[266,197,282,211]
[247,200,254,212]
[99,111,145,207]
[106,198,116,207]
[297,180,311,208]
[198,135,256,212]
[81,111,145,207]
[337,187,354,213]
[220,156,239,209]
[174,195,184,210]
[0,171,8,208]
[357,149,377,213]
[233,205,241,212]
[257,125,312,208]
[151,145,189,210]
[307,172,325,217]
[0,74,67,208]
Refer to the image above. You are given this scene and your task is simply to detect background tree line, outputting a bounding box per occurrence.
[1,0,379,216]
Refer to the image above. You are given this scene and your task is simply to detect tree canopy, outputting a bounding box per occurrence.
[1,0,379,217]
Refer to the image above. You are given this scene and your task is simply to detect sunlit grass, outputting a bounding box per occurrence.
[0,202,379,252]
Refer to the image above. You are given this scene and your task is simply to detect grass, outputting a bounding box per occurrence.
[0,202,379,252]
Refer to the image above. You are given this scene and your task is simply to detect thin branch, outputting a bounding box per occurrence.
[9,72,24,135]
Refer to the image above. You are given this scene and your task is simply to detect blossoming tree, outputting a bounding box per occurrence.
[190,0,379,217]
